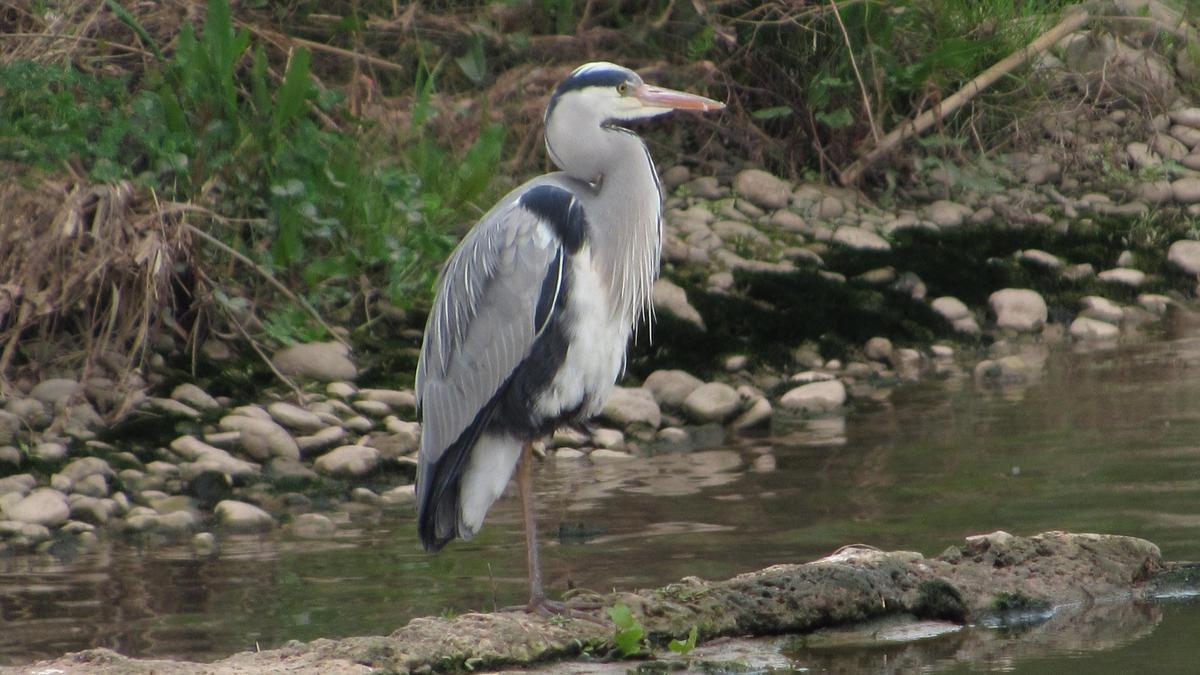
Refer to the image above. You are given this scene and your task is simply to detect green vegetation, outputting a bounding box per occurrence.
[667,625,699,655]
[607,602,649,657]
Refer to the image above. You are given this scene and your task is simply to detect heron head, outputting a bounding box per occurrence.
[545,62,724,127]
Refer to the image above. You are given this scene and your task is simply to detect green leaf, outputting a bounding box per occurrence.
[273,48,312,134]
[668,625,698,655]
[606,603,645,657]
[455,35,487,85]
[752,106,793,120]
[816,107,855,129]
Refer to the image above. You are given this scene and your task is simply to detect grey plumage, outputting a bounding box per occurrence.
[413,62,723,603]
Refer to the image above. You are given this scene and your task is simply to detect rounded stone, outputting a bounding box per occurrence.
[779,380,847,412]
[314,445,380,478]
[931,296,971,322]
[589,448,635,463]
[357,389,418,412]
[29,379,80,407]
[864,337,893,363]
[591,428,625,450]
[643,370,704,409]
[233,417,300,461]
[59,456,114,483]
[30,442,68,462]
[272,342,357,382]
[1018,249,1063,270]
[267,402,326,432]
[1172,177,1200,203]
[192,532,218,556]
[1097,268,1145,288]
[1167,240,1200,276]
[1070,317,1120,341]
[732,397,773,431]
[924,200,972,228]
[4,488,70,527]
[1079,296,1123,324]
[652,279,705,331]
[292,513,336,539]
[832,226,890,252]
[682,382,741,424]
[733,169,792,210]
[600,387,661,430]
[1126,142,1161,168]
[214,500,276,533]
[170,383,220,412]
[988,289,1047,332]
[381,484,417,506]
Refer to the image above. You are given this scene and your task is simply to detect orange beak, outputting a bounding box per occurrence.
[634,84,725,112]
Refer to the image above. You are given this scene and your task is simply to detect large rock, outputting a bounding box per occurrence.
[314,445,381,478]
[652,278,705,330]
[682,382,741,424]
[236,417,301,461]
[779,380,846,412]
[1167,239,1200,276]
[273,342,357,382]
[600,387,661,429]
[214,500,276,533]
[988,289,1047,332]
[3,488,69,527]
[643,370,704,409]
[733,169,791,209]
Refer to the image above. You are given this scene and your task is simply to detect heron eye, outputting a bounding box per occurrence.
[617,83,628,95]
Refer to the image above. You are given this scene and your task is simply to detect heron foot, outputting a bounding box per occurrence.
[502,598,605,624]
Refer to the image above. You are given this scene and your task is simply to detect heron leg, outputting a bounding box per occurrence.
[517,442,547,610]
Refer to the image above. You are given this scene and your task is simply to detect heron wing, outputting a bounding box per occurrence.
[415,183,584,547]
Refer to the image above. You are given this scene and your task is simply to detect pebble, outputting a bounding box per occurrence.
[236,417,301,461]
[72,474,109,498]
[6,398,46,427]
[29,379,80,407]
[1126,142,1161,168]
[0,446,20,468]
[924,200,972,228]
[266,402,326,432]
[989,288,1048,332]
[832,226,891,252]
[600,387,662,429]
[326,382,357,399]
[591,428,625,450]
[192,532,218,556]
[30,442,68,462]
[292,513,336,539]
[343,415,374,432]
[589,448,635,463]
[770,210,810,234]
[358,389,417,412]
[214,500,276,533]
[733,169,792,209]
[652,278,705,330]
[779,380,846,412]
[724,355,749,372]
[4,488,69,527]
[1170,124,1200,148]
[273,342,357,382]
[144,397,202,419]
[1070,317,1120,341]
[296,426,348,455]
[230,405,272,420]
[1169,107,1200,128]
[1080,296,1124,324]
[314,445,380,478]
[178,448,260,482]
[1097,268,1146,287]
[685,176,722,199]
[352,399,392,417]
[555,448,587,459]
[1137,294,1173,315]
[1017,249,1063,270]
[1172,177,1200,204]
[1167,240,1200,275]
[1151,133,1188,161]
[731,397,773,431]
[1061,263,1096,282]
[864,337,893,363]
[170,384,220,412]
[381,484,416,506]
[931,296,971,322]
[682,382,741,423]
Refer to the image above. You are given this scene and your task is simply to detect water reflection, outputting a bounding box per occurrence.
[5,331,1200,669]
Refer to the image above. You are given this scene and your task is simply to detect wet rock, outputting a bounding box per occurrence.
[237,417,301,461]
[4,488,69,527]
[1018,249,1062,270]
[1172,177,1200,203]
[273,341,357,382]
[733,169,792,209]
[555,448,586,459]
[652,278,705,330]
[1167,240,1200,276]
[267,402,327,432]
[732,397,772,431]
[682,382,741,424]
[864,337,893,363]
[924,200,972,228]
[1070,317,1120,341]
[1097,268,1145,288]
[292,513,336,539]
[214,500,275,533]
[591,428,625,450]
[30,379,80,407]
[314,445,380,478]
[266,457,320,489]
[170,384,220,412]
[988,289,1047,332]
[68,496,115,525]
[779,380,846,413]
[589,448,634,463]
[973,355,1035,384]
[381,484,416,506]
[1080,296,1124,324]
[1137,294,1173,315]
[601,387,661,430]
[832,226,890,252]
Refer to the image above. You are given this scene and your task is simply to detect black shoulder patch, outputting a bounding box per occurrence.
[519,185,588,253]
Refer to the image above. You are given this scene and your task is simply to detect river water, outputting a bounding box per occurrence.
[2,329,1200,671]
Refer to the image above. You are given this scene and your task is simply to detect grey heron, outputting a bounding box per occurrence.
[415,62,724,612]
